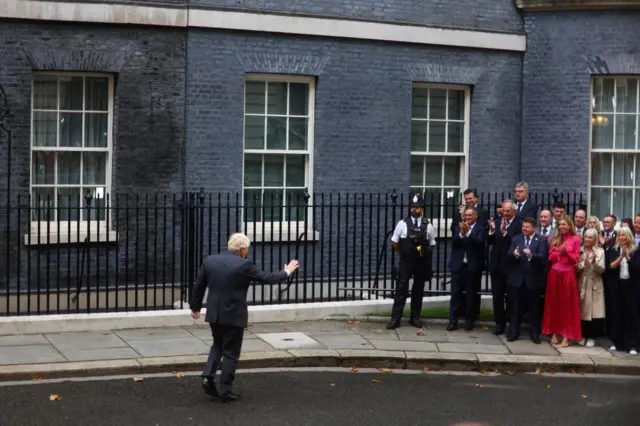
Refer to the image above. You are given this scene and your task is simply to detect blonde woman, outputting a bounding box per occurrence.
[606,227,640,355]
[586,216,602,233]
[577,228,606,347]
[542,216,583,347]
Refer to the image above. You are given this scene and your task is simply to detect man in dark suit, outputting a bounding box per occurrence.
[448,207,486,331]
[190,233,299,401]
[513,181,539,219]
[506,217,548,344]
[487,200,522,336]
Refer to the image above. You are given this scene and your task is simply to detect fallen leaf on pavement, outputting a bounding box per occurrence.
[350,367,358,372]
[175,372,185,379]
[247,322,252,327]
[481,326,489,330]
[33,377,42,381]
[49,394,62,401]
[423,368,429,373]
[447,371,452,376]
[378,368,392,373]
[328,382,336,387]
[581,394,587,399]
[545,384,551,389]
[371,378,381,384]
[475,384,484,388]
[502,370,516,376]
[361,342,369,346]
[347,320,354,324]
[479,370,486,375]
[133,377,144,382]
[416,331,425,336]
[535,368,542,374]
[354,321,360,324]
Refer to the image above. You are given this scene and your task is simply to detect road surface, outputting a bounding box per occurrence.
[0,368,637,425]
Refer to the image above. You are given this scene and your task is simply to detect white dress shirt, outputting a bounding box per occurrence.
[391,217,437,246]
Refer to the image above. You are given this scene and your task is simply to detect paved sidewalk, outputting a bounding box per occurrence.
[1,318,640,380]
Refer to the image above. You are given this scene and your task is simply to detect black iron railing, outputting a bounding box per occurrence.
[0,189,586,316]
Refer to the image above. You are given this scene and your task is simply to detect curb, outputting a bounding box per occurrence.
[2,351,640,382]
[323,314,498,328]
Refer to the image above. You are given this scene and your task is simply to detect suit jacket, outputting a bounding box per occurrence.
[536,225,555,243]
[515,199,538,219]
[601,230,617,252]
[449,222,486,273]
[450,205,490,235]
[507,233,547,289]
[488,215,522,274]
[190,251,288,328]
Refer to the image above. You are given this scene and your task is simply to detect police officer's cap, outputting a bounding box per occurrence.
[409,192,425,208]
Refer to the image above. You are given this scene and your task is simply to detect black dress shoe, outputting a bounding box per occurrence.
[492,326,505,336]
[465,322,474,331]
[220,391,240,402]
[530,335,541,344]
[386,318,401,330]
[446,323,458,332]
[201,377,219,398]
[506,335,518,342]
[409,318,423,328]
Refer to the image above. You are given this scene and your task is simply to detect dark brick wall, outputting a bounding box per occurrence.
[191,0,523,32]
[521,10,640,193]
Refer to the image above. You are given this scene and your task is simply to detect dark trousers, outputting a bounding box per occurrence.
[609,279,640,351]
[491,271,509,328]
[391,258,430,319]
[507,284,542,338]
[449,265,477,324]
[581,319,604,340]
[604,279,615,340]
[202,323,244,394]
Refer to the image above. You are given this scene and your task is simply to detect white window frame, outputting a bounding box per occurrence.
[588,75,640,220]
[410,83,471,234]
[26,71,116,245]
[241,74,318,242]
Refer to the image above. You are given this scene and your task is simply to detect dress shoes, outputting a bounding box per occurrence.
[386,317,401,330]
[220,391,240,402]
[492,326,505,336]
[530,335,541,344]
[201,377,219,398]
[506,335,518,342]
[446,323,458,332]
[408,318,423,328]
[465,322,474,331]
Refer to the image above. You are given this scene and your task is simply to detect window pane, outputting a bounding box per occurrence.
[59,76,83,110]
[267,82,287,115]
[33,75,58,110]
[32,187,55,221]
[443,157,462,186]
[57,152,81,185]
[33,111,57,147]
[424,157,442,186]
[289,117,308,150]
[244,189,262,222]
[410,157,424,187]
[613,188,633,219]
[591,115,613,149]
[443,188,460,208]
[266,117,286,149]
[58,188,80,221]
[590,188,611,219]
[590,153,612,186]
[285,189,305,221]
[32,151,55,185]
[613,153,634,186]
[85,113,108,147]
[83,152,107,185]
[615,114,637,150]
[411,88,428,119]
[423,188,441,207]
[244,116,265,149]
[286,155,305,187]
[289,83,308,116]
[244,154,262,187]
[264,189,284,221]
[447,90,464,120]
[428,122,446,152]
[616,78,638,114]
[593,78,614,113]
[59,112,83,147]
[245,81,265,114]
[85,77,109,111]
[411,121,427,152]
[82,187,106,221]
[429,88,446,119]
[263,154,284,187]
[447,122,464,153]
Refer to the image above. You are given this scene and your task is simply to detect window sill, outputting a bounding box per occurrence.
[242,222,320,243]
[23,231,119,246]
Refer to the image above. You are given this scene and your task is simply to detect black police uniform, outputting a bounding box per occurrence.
[387,194,433,329]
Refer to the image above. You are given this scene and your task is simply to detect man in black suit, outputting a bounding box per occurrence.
[487,200,522,336]
[506,217,548,344]
[600,214,618,342]
[190,233,299,401]
[450,188,490,235]
[513,181,539,219]
[448,207,486,331]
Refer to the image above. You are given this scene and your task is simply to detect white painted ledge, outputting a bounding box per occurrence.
[0,296,493,335]
[0,0,526,52]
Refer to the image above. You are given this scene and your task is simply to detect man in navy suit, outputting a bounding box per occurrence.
[448,207,486,331]
[513,181,539,219]
[506,217,547,343]
[488,200,522,335]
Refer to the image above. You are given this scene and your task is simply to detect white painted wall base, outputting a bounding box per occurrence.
[0,296,492,335]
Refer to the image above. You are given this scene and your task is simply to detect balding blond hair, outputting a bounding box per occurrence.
[227,233,250,251]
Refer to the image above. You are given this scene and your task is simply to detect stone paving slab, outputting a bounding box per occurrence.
[0,345,67,365]
[126,337,210,358]
[0,335,50,346]
[45,331,128,351]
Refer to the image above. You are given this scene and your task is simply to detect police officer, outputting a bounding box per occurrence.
[387,192,436,330]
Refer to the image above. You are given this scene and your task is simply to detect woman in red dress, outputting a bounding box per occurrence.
[542,216,583,347]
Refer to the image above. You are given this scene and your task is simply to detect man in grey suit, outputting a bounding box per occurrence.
[536,209,554,243]
[190,233,299,401]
